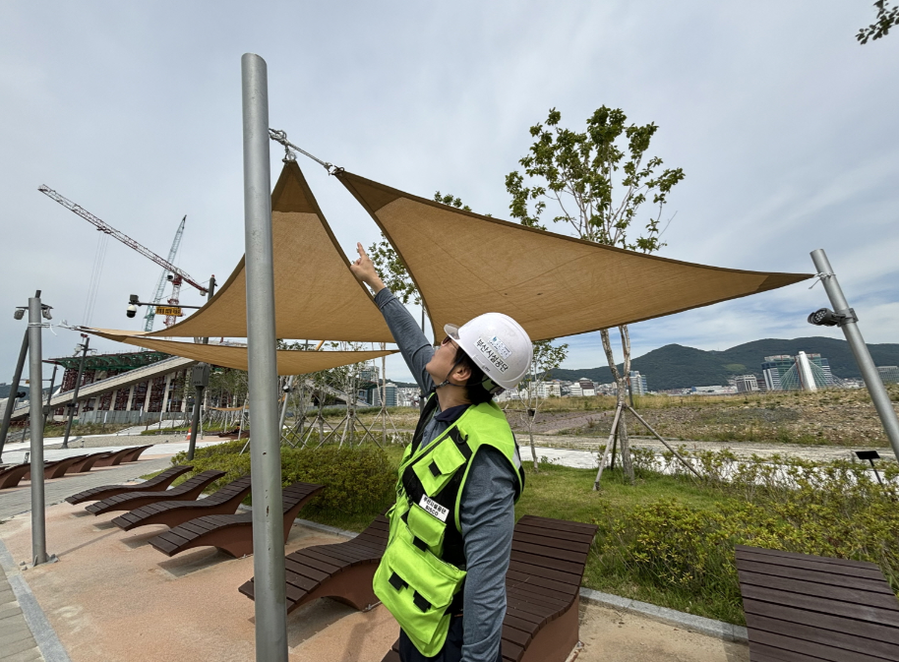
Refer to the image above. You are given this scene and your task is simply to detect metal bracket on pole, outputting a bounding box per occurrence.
[810,249,899,463]
[242,52,288,662]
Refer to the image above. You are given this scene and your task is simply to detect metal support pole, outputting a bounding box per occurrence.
[242,52,287,662]
[28,295,49,565]
[62,335,90,449]
[43,364,58,427]
[0,329,29,460]
[810,249,899,462]
[187,386,203,460]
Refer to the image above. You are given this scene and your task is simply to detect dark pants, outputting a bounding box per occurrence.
[398,616,502,662]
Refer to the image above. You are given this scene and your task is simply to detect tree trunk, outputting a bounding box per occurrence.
[600,328,635,483]
[528,425,539,472]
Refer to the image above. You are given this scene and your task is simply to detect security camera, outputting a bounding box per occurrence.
[807,307,857,327]
[167,273,175,281]
[126,304,137,318]
[13,309,24,320]
[41,306,52,321]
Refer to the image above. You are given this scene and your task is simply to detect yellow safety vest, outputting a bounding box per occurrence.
[373,399,525,656]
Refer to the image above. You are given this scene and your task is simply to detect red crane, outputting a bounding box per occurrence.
[38,185,209,326]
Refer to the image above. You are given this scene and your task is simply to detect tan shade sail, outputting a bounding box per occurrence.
[88,328,396,376]
[146,161,393,343]
[337,171,813,341]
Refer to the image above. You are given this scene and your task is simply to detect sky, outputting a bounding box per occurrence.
[1,1,897,388]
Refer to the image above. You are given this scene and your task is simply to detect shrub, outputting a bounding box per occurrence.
[171,440,396,517]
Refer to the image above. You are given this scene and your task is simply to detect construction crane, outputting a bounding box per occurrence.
[144,216,187,331]
[38,185,208,327]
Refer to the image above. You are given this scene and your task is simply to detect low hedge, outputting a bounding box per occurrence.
[171,440,396,519]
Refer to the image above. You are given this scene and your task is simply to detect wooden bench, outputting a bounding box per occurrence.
[118,444,154,462]
[111,475,253,531]
[0,463,32,490]
[85,469,225,515]
[238,514,389,613]
[735,544,899,661]
[23,455,89,480]
[148,481,324,558]
[90,445,152,468]
[64,451,110,474]
[66,465,194,505]
[381,514,598,662]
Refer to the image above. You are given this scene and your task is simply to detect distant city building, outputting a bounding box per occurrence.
[628,371,648,396]
[578,378,596,397]
[370,382,398,407]
[734,375,760,393]
[878,366,899,384]
[691,385,738,395]
[762,353,833,391]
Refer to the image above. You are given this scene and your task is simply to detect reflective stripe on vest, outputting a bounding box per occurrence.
[373,399,525,657]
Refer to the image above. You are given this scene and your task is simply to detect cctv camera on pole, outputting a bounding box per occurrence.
[808,249,899,462]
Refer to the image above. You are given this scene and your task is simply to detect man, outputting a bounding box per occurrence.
[350,243,532,662]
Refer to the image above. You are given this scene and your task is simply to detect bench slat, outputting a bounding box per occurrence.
[743,598,899,644]
[738,570,899,612]
[745,612,899,661]
[738,559,896,595]
[741,584,899,627]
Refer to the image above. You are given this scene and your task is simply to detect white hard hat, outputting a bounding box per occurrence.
[445,312,533,393]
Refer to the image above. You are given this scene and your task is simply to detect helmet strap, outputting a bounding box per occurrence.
[434,355,465,391]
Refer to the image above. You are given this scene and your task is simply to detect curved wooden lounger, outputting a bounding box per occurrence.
[65,465,193,505]
[0,463,32,490]
[148,481,325,559]
[238,513,389,613]
[85,470,225,515]
[65,451,116,474]
[112,475,253,531]
[380,515,598,662]
[90,445,152,468]
[119,444,154,462]
[23,455,89,481]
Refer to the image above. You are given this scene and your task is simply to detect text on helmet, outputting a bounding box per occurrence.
[475,336,510,373]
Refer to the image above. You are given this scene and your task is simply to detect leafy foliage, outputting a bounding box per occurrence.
[857,0,899,44]
[171,439,396,517]
[506,107,684,251]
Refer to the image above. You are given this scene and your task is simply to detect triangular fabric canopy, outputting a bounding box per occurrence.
[142,160,393,343]
[337,171,813,341]
[88,328,396,376]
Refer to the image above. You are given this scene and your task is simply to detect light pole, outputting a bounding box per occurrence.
[23,292,54,566]
[62,334,90,449]
[187,362,210,460]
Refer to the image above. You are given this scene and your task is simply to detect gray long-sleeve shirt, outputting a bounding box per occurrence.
[374,288,517,662]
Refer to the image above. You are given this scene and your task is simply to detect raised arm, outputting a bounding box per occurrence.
[351,243,435,393]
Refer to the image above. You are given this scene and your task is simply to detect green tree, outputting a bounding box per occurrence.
[857,1,899,44]
[506,106,684,482]
[518,339,569,471]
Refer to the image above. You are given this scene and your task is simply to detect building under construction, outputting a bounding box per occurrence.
[47,349,191,424]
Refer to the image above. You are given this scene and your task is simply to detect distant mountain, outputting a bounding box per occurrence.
[547,337,899,391]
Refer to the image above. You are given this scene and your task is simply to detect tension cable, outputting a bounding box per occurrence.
[268,129,344,175]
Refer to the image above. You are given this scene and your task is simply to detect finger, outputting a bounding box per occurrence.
[356,242,367,259]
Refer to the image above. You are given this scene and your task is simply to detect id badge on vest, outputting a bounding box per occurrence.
[419,494,449,522]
